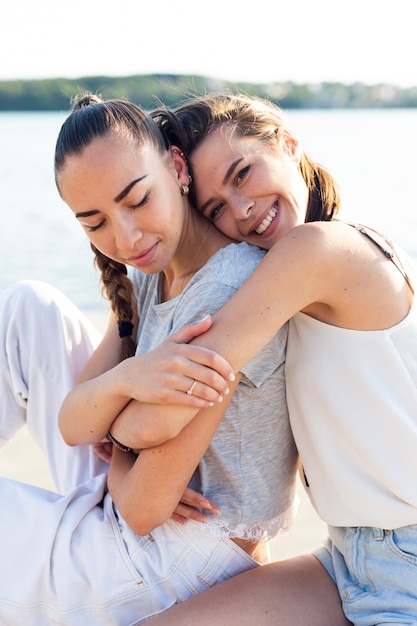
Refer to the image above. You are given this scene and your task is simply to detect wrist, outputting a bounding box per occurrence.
[112,357,136,399]
[106,431,132,453]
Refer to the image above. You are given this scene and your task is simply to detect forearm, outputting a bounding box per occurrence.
[195,225,332,370]
[58,360,133,445]
[109,394,207,449]
[108,380,237,534]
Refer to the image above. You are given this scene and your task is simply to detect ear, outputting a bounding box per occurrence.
[171,146,190,186]
[275,129,302,162]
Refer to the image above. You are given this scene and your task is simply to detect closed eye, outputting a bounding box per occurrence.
[130,190,150,209]
[85,220,105,232]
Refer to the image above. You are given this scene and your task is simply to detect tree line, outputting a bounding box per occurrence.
[1,74,417,111]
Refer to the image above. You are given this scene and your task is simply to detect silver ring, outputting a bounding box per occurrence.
[186,380,197,395]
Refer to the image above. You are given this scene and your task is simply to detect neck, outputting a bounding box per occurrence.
[161,216,230,301]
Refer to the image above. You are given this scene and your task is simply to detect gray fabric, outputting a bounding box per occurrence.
[131,242,297,537]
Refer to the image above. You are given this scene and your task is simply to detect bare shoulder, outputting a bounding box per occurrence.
[289,220,358,242]
[283,220,364,262]
[292,221,412,329]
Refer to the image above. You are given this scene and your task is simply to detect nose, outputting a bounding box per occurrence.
[228,193,254,220]
[113,213,143,251]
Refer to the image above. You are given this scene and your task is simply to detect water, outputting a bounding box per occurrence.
[1,109,417,313]
[0,111,107,312]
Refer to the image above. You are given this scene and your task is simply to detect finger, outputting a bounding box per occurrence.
[172,502,208,524]
[169,316,213,345]
[182,378,226,405]
[176,344,235,383]
[180,487,221,515]
[182,366,232,397]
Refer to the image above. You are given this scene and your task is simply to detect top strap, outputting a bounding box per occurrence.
[346,221,414,294]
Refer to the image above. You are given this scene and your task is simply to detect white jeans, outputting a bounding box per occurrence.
[0,281,258,625]
[0,280,106,493]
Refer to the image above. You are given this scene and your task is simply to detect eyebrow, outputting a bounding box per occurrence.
[75,176,147,219]
[199,157,243,214]
[113,176,146,203]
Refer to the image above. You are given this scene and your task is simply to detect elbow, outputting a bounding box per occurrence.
[58,410,77,446]
[107,471,171,535]
[132,421,182,449]
[127,515,165,537]
[118,498,169,536]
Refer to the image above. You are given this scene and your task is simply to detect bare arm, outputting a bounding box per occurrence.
[61,222,401,450]
[106,228,314,450]
[108,375,239,535]
[59,314,233,446]
[60,223,331,450]
[58,314,134,444]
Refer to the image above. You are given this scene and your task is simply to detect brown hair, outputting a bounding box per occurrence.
[152,93,341,222]
[55,94,170,360]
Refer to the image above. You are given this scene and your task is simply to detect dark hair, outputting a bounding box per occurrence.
[55,94,169,360]
[152,92,341,222]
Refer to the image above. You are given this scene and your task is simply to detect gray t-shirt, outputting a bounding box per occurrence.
[131,242,297,541]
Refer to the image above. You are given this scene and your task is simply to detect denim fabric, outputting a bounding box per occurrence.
[315,524,417,625]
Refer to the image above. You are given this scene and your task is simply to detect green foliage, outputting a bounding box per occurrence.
[1,74,417,111]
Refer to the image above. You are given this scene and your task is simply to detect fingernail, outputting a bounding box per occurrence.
[228,373,235,382]
[200,498,213,509]
[208,402,214,407]
[196,315,210,324]
[217,395,223,403]
[224,387,230,395]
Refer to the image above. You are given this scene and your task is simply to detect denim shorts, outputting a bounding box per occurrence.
[314,524,417,625]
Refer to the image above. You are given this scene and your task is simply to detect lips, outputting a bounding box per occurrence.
[128,242,159,267]
[254,204,278,235]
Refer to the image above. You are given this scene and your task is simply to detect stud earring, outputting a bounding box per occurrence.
[181,184,189,196]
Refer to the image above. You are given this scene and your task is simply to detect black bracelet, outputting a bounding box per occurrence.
[106,432,133,453]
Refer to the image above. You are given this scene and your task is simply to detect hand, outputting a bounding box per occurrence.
[124,316,235,409]
[159,316,235,405]
[171,487,221,525]
[91,438,113,464]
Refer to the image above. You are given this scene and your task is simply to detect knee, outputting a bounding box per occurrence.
[1,280,67,325]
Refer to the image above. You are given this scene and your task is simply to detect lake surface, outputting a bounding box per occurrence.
[1,109,417,313]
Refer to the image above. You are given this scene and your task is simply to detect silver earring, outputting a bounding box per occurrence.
[181,184,189,196]
[188,173,193,183]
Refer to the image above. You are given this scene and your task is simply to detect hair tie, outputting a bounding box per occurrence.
[118,320,134,338]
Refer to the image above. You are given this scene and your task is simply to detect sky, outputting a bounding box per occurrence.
[1,0,416,87]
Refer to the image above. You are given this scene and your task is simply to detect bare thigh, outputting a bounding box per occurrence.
[147,554,351,626]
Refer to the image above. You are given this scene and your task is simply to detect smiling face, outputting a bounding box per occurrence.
[190,128,309,250]
[57,132,187,274]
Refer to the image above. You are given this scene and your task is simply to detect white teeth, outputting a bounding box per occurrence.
[255,206,278,235]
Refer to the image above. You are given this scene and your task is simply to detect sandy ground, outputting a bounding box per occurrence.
[0,309,328,562]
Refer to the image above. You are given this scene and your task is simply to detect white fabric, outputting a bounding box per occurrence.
[0,280,107,494]
[0,474,256,625]
[286,270,417,528]
[0,280,259,624]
